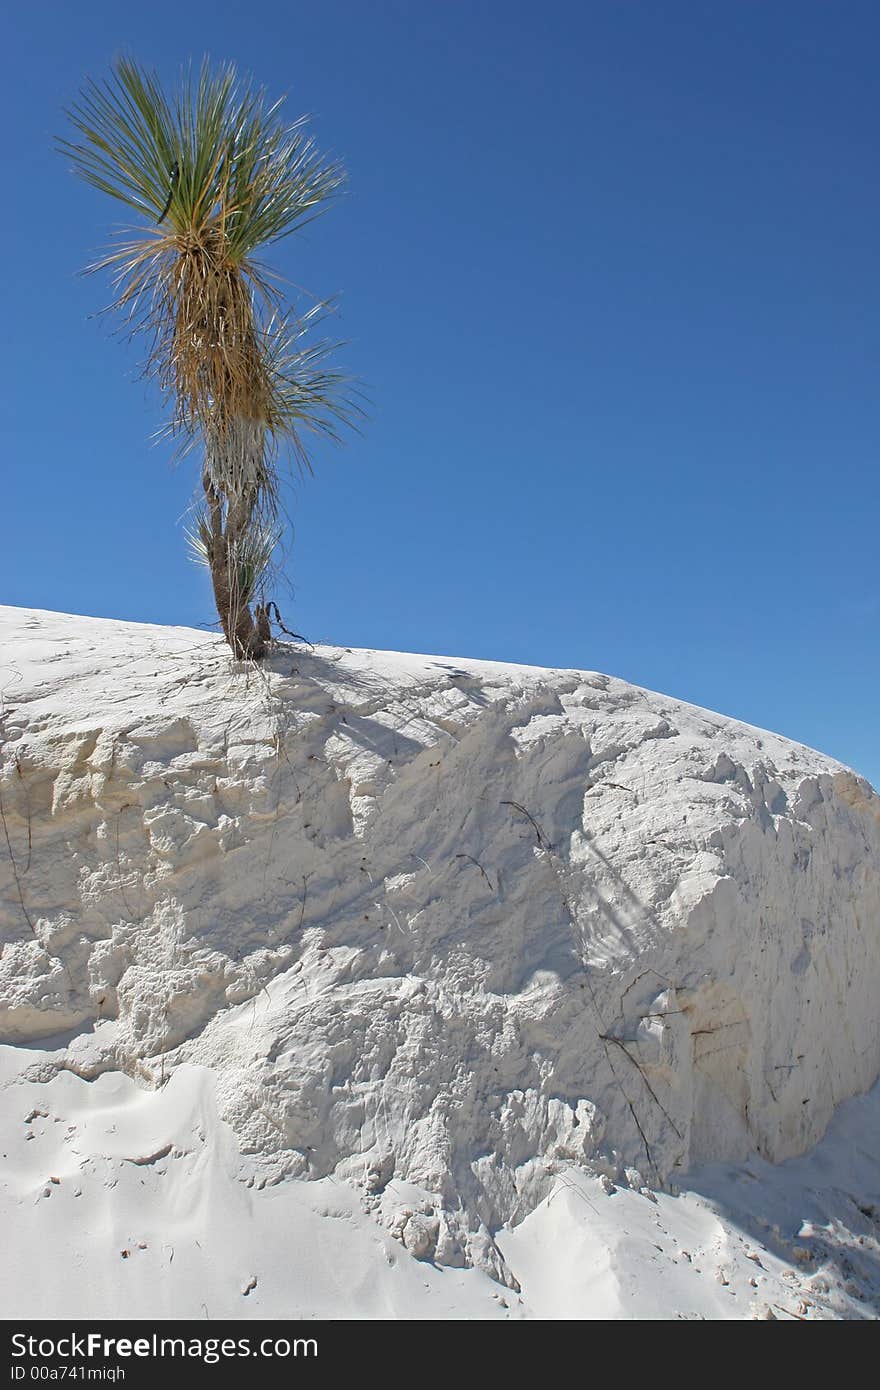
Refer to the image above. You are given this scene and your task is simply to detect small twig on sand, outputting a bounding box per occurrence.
[455,853,494,892]
[773,1304,808,1321]
[501,800,552,850]
[0,783,36,937]
[264,602,314,648]
[599,1033,682,1139]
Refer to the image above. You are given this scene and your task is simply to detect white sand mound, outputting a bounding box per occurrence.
[1,605,879,1308]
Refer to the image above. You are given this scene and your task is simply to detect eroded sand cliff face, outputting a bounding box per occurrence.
[2,606,878,1278]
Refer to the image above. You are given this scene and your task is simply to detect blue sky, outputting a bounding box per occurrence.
[2,1,878,785]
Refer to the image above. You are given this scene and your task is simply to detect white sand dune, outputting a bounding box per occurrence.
[1,606,878,1318]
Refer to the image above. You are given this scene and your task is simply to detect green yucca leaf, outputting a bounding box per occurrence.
[187,509,280,578]
[59,57,345,255]
[259,303,365,474]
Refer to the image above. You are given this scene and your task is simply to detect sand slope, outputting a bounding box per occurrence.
[1,605,878,1316]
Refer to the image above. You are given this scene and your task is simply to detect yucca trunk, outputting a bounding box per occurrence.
[205,536,265,659]
[202,418,270,659]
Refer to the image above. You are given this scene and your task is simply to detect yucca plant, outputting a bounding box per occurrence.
[60,57,359,657]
